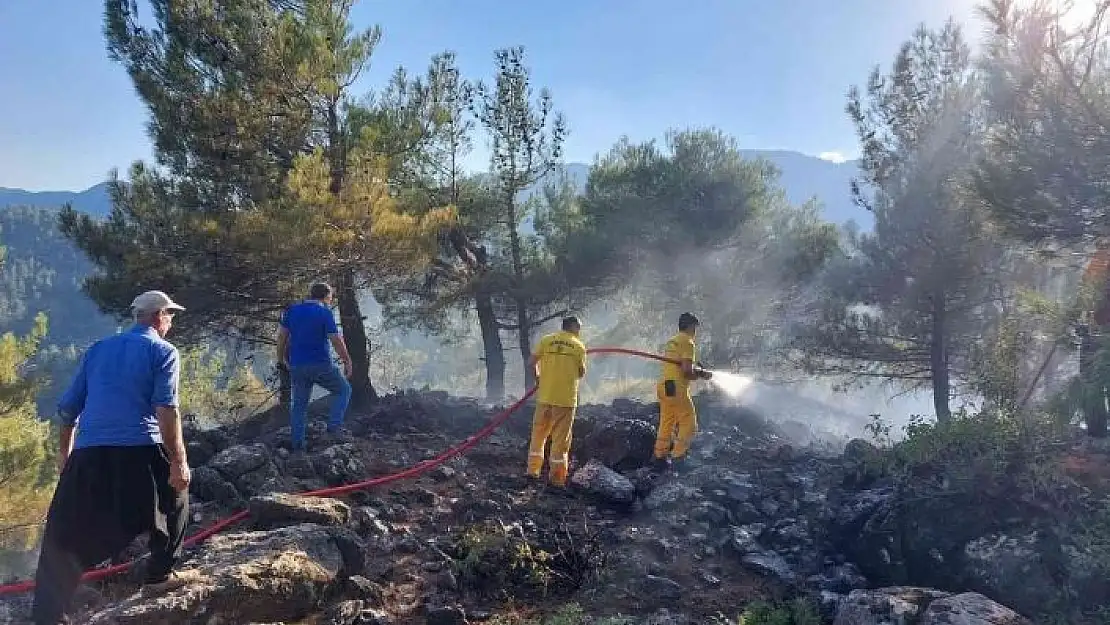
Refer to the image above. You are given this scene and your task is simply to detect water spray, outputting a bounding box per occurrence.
[695,361,756,399]
[707,370,756,398]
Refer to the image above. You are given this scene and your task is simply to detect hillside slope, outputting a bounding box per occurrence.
[0,183,111,218]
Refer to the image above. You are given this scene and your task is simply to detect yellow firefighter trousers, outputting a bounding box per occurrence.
[527,403,576,486]
[655,381,697,460]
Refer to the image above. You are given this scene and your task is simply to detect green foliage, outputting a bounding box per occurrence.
[796,20,1010,421]
[0,312,55,572]
[975,0,1110,246]
[449,519,607,601]
[577,129,829,379]
[80,0,461,404]
[581,128,776,270]
[0,206,116,412]
[451,522,558,600]
[178,348,274,425]
[485,603,589,625]
[861,409,1076,511]
[1071,497,1110,582]
[472,45,571,389]
[367,332,429,393]
[710,598,820,625]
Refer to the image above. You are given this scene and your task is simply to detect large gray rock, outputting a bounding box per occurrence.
[323,599,392,625]
[209,443,271,479]
[833,587,952,625]
[643,481,699,511]
[741,550,797,584]
[86,523,345,624]
[250,492,352,528]
[833,588,1029,625]
[569,459,636,505]
[962,531,1058,615]
[190,466,243,506]
[313,444,368,486]
[573,417,656,471]
[920,593,1031,625]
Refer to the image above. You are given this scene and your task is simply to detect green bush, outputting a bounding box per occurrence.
[484,603,590,625]
[860,409,1076,508]
[179,347,273,426]
[449,519,608,601]
[711,598,821,625]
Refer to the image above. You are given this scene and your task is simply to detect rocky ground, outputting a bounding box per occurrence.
[0,390,1090,624]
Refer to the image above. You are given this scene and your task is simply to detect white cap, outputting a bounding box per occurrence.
[131,290,186,314]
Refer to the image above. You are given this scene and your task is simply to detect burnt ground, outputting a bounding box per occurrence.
[46,391,820,624]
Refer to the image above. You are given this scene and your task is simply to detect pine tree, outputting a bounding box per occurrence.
[795,21,1008,421]
[472,46,567,391]
[66,0,453,405]
[0,234,53,571]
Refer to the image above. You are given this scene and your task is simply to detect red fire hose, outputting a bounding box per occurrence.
[0,346,683,596]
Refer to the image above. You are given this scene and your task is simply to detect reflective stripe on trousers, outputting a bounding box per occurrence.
[526,403,576,485]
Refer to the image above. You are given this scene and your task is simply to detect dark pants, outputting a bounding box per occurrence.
[32,445,188,625]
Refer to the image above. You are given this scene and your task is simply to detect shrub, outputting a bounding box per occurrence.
[449,520,608,601]
[711,598,821,625]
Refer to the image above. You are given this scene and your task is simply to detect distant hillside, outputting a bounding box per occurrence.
[739,150,865,229]
[0,183,111,218]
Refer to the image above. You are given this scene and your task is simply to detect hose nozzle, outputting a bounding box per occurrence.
[693,362,713,380]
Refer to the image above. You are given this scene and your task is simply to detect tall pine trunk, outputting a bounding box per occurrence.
[515,295,534,390]
[476,290,506,400]
[930,296,952,422]
[504,194,535,391]
[338,272,376,405]
[328,100,376,406]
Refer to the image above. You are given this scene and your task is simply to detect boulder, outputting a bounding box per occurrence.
[569,459,636,505]
[209,443,271,479]
[833,588,1030,625]
[190,466,242,506]
[250,492,352,528]
[961,531,1059,615]
[833,587,952,625]
[808,562,869,594]
[86,523,346,624]
[920,593,1031,625]
[740,550,797,585]
[313,444,368,486]
[573,417,657,471]
[643,481,699,511]
[322,600,393,625]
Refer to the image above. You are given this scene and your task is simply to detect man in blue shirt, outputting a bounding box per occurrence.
[33,290,195,625]
[277,282,353,452]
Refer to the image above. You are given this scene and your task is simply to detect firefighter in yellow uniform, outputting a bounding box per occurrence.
[654,312,711,470]
[526,316,587,487]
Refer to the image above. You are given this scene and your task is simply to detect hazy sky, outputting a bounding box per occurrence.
[0,0,983,192]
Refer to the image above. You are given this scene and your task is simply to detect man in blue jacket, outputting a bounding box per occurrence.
[33,290,195,624]
[277,282,353,452]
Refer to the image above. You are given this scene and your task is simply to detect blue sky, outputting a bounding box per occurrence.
[0,0,981,192]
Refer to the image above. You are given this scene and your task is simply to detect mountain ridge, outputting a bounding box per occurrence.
[0,150,868,227]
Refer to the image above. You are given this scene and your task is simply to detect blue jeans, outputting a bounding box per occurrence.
[289,363,352,451]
